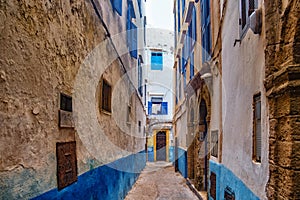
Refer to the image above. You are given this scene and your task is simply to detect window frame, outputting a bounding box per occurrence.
[201,0,212,63]
[151,52,163,70]
[148,98,168,115]
[239,0,258,38]
[101,79,112,114]
[252,92,261,163]
[126,0,138,59]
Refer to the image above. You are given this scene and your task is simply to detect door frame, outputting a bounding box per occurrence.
[153,129,169,162]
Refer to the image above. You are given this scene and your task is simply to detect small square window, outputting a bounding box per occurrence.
[138,121,141,132]
[60,93,72,112]
[101,79,112,113]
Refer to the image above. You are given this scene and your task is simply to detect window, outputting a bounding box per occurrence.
[240,0,257,36]
[201,0,211,63]
[210,172,216,200]
[188,5,196,51]
[138,56,143,96]
[177,0,181,33]
[253,93,261,162]
[181,0,185,16]
[192,6,197,43]
[151,52,163,70]
[110,0,122,16]
[59,93,74,128]
[126,104,131,123]
[224,186,235,200]
[60,93,72,112]
[190,52,194,79]
[127,0,137,59]
[137,0,142,18]
[211,130,219,157]
[148,97,168,115]
[101,79,112,113]
[138,121,141,132]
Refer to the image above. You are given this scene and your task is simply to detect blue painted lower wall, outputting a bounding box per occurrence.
[209,160,259,200]
[169,146,174,162]
[177,148,187,178]
[32,151,146,200]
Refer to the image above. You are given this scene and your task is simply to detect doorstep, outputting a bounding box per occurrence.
[186,178,208,200]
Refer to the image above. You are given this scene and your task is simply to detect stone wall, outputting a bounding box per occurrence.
[265,0,300,199]
[0,0,146,199]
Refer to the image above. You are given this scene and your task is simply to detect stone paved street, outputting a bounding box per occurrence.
[125,162,199,200]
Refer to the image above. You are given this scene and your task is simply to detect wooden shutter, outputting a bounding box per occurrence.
[253,93,261,162]
[210,172,216,199]
[255,95,261,162]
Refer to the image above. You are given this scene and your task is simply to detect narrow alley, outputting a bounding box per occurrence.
[0,0,299,199]
[125,162,199,200]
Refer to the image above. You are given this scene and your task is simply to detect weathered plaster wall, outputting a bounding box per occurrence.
[0,0,146,199]
[221,0,269,199]
[264,0,300,199]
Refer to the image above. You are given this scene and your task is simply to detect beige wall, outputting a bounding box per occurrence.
[0,0,146,198]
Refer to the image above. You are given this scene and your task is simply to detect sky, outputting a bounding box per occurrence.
[145,0,174,31]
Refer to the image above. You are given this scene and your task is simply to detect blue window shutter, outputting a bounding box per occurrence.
[151,52,163,70]
[130,23,138,59]
[137,0,142,17]
[201,0,211,62]
[111,0,122,16]
[183,67,186,87]
[127,0,136,19]
[148,102,152,115]
[182,0,185,16]
[177,0,181,32]
[192,6,196,41]
[190,52,194,79]
[162,102,168,115]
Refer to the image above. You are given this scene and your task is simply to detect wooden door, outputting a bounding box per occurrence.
[156,131,166,161]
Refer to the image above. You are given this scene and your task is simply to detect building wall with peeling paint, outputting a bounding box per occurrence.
[0,0,146,199]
